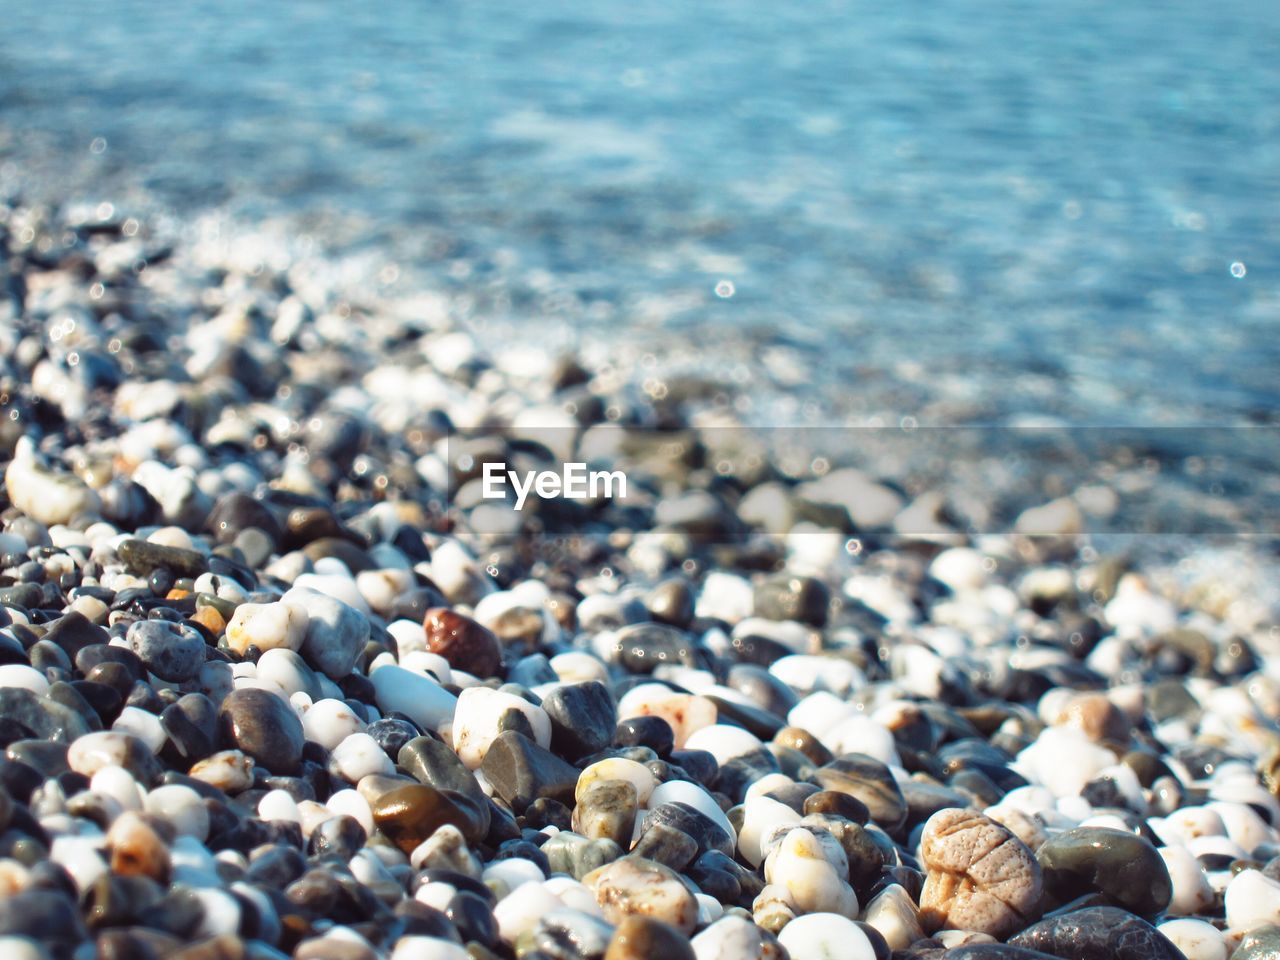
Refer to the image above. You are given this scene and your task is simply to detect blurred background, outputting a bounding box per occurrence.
[2,0,1277,426]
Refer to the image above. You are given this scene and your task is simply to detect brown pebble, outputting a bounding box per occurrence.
[587,857,699,934]
[773,725,834,766]
[918,807,1043,938]
[604,915,697,960]
[108,811,171,882]
[423,607,503,678]
[191,606,226,636]
[1053,692,1131,743]
[803,789,871,824]
[166,588,192,601]
[372,783,485,851]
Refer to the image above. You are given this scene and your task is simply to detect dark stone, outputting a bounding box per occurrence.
[1037,827,1172,918]
[0,687,93,742]
[523,797,572,832]
[647,579,695,628]
[446,890,499,950]
[481,730,580,814]
[612,623,700,673]
[715,747,781,803]
[44,610,109,659]
[727,663,799,718]
[753,574,830,626]
[640,801,733,859]
[161,693,218,765]
[705,694,785,740]
[127,618,206,682]
[813,754,909,835]
[396,736,489,832]
[605,916,697,960]
[630,821,699,871]
[803,789,871,824]
[206,492,282,547]
[614,716,675,757]
[7,739,70,778]
[117,539,209,579]
[542,680,615,759]
[668,749,718,789]
[1008,906,1185,960]
[943,947,1063,959]
[366,718,420,759]
[217,688,304,775]
[46,680,104,732]
[0,889,87,952]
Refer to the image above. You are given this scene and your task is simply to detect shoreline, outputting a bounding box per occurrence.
[0,186,1279,958]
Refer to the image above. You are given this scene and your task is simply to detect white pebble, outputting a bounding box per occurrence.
[776,912,875,960]
[301,697,367,749]
[331,733,395,782]
[451,686,550,769]
[259,789,302,824]
[327,789,375,835]
[370,664,458,735]
[1157,918,1228,960]
[145,784,210,841]
[0,665,49,694]
[493,881,564,943]
[683,724,762,766]
[1225,869,1280,932]
[111,706,167,753]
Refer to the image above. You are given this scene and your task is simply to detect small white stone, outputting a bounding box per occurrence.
[763,827,857,917]
[451,686,551,769]
[389,936,470,960]
[788,691,856,739]
[327,789,375,835]
[769,655,866,698]
[738,795,802,868]
[929,547,990,593]
[112,706,167,754]
[90,766,144,812]
[370,664,458,734]
[145,784,210,840]
[1209,801,1275,854]
[484,857,545,893]
[0,665,49,695]
[50,835,108,893]
[776,911,875,960]
[256,648,321,698]
[683,724,762,766]
[356,568,415,615]
[189,750,255,794]
[259,789,302,824]
[692,914,765,960]
[331,733,394,782]
[293,572,371,613]
[1157,918,1227,960]
[399,651,454,685]
[67,732,153,779]
[493,880,564,943]
[549,651,609,684]
[1014,727,1117,797]
[1225,869,1280,932]
[695,572,755,623]
[301,697,367,749]
[0,936,46,960]
[821,715,901,766]
[192,887,242,937]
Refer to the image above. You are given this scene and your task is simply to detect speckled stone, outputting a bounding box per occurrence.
[1008,906,1185,960]
[919,808,1043,939]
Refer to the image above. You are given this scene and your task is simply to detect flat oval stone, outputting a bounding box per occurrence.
[217,688,304,775]
[373,783,486,850]
[0,687,93,743]
[1037,827,1172,918]
[812,754,908,835]
[117,538,208,579]
[1008,905,1186,960]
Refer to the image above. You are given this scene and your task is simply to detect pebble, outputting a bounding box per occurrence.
[127,619,207,682]
[588,858,700,934]
[225,601,308,655]
[1009,905,1186,960]
[775,912,877,960]
[919,808,1044,938]
[422,608,503,678]
[1036,826,1172,917]
[217,687,305,774]
[1226,869,1280,932]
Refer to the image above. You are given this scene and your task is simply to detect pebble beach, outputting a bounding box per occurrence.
[0,186,1279,960]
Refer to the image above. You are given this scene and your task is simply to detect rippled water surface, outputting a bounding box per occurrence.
[2,0,1277,423]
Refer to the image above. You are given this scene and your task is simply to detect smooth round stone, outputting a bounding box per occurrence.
[683,724,761,766]
[862,883,924,950]
[331,732,395,782]
[481,730,580,814]
[776,912,876,960]
[116,537,207,579]
[145,783,209,839]
[615,716,676,757]
[0,665,49,695]
[217,687,305,775]
[225,601,308,656]
[126,618,206,682]
[422,608,502,679]
[255,647,323,700]
[492,880,562,943]
[727,663,799,718]
[1156,918,1227,960]
[604,915,697,960]
[1009,905,1186,960]
[302,698,367,750]
[763,826,858,916]
[919,808,1043,939]
[1226,869,1280,932]
[578,758,659,807]
[812,755,908,835]
[373,784,487,850]
[1037,826,1172,918]
[642,801,735,860]
[1159,843,1214,916]
[616,686,717,749]
[650,779,736,843]
[648,578,696,628]
[587,857,699,934]
[691,915,767,960]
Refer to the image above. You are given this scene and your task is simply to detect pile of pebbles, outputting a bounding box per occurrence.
[1,194,1280,960]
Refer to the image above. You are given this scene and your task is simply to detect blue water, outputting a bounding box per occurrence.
[2,1,1277,424]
